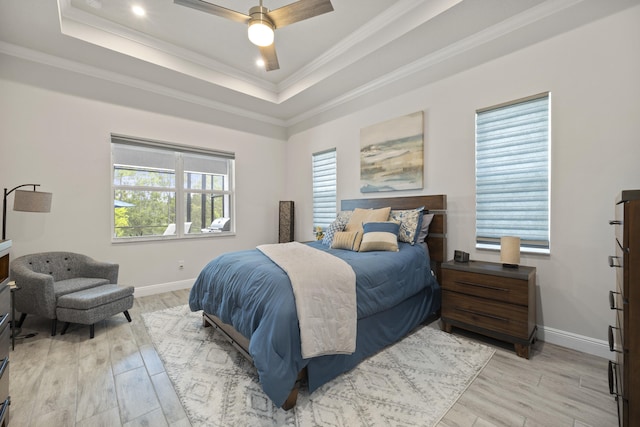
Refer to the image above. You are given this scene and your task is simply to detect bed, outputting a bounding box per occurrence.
[189,195,447,409]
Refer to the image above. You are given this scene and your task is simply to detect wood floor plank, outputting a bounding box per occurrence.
[75,341,118,423]
[114,366,161,423]
[150,371,189,424]
[122,407,169,427]
[75,407,122,427]
[31,354,79,419]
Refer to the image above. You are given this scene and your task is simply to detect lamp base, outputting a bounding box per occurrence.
[502,263,519,269]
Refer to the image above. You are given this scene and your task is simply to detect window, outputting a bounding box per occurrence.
[111,134,234,241]
[475,93,550,252]
[312,149,337,230]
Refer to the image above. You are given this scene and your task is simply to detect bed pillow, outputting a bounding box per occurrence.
[336,210,353,224]
[389,206,424,244]
[359,221,401,252]
[321,217,347,246]
[331,231,362,251]
[344,207,391,234]
[416,213,435,246]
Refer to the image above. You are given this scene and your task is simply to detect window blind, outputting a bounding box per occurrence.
[475,93,550,250]
[312,149,337,229]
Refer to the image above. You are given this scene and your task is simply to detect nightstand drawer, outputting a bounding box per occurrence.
[442,290,529,338]
[442,269,528,305]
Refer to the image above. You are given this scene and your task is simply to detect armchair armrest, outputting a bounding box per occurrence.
[10,261,57,318]
[79,259,119,284]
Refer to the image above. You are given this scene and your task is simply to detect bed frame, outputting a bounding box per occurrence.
[201,194,447,410]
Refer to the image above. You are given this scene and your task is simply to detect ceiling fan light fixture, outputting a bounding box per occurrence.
[248,21,274,46]
[247,6,274,47]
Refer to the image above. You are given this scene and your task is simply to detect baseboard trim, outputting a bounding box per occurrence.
[133,279,194,298]
[538,325,613,360]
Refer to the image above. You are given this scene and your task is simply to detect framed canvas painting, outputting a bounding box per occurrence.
[360,111,424,193]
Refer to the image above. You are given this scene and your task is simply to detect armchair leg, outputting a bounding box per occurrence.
[60,322,70,335]
[90,324,95,339]
[123,310,132,322]
[51,319,57,336]
[17,313,27,328]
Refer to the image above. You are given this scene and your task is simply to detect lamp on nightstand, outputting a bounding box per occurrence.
[2,184,52,240]
[500,236,520,268]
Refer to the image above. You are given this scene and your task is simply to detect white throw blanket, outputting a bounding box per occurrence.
[257,242,357,359]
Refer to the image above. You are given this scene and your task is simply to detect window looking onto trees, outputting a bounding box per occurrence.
[112,135,234,241]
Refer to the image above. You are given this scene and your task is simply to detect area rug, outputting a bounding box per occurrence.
[143,305,495,427]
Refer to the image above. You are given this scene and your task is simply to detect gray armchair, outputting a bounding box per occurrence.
[10,252,119,335]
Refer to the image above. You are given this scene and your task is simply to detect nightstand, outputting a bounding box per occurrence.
[440,259,537,359]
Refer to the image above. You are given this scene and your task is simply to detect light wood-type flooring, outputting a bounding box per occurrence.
[8,289,618,426]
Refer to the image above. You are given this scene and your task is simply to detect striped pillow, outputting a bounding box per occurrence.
[331,231,363,251]
[359,221,401,252]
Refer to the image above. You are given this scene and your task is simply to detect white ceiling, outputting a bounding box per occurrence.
[0,0,638,135]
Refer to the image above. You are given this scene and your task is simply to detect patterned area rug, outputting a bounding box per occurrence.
[143,305,495,427]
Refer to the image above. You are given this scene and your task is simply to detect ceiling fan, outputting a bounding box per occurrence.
[174,0,334,71]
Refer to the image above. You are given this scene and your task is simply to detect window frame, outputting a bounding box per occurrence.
[475,92,551,254]
[111,134,235,243]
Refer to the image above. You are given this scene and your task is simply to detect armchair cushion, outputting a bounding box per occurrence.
[10,252,119,320]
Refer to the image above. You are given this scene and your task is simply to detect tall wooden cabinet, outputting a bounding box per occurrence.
[609,190,640,427]
[0,240,11,427]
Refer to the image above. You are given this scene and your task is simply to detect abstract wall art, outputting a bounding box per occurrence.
[360,111,424,193]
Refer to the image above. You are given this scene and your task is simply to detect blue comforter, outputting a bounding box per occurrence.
[189,240,439,407]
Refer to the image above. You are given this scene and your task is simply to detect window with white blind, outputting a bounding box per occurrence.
[111,134,235,241]
[312,149,337,230]
[475,93,550,252]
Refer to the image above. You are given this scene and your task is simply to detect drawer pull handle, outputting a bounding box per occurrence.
[456,307,509,322]
[609,291,623,311]
[608,256,622,268]
[609,220,622,225]
[0,397,9,425]
[0,313,8,330]
[455,281,509,292]
[608,360,619,396]
[608,325,623,353]
[0,357,7,378]
[616,238,629,253]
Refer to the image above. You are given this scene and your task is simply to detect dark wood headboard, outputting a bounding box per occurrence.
[341,195,447,281]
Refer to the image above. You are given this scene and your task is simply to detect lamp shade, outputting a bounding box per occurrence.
[13,190,52,213]
[500,236,520,267]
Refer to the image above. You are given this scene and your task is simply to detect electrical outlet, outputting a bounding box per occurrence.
[178,260,184,270]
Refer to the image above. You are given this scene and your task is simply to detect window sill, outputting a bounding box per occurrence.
[112,232,235,244]
[475,243,550,255]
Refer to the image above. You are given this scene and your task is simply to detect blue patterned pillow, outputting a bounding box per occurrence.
[322,216,348,246]
[389,207,424,244]
[359,221,401,252]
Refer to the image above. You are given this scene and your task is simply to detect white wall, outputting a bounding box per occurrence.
[0,80,287,293]
[286,6,640,356]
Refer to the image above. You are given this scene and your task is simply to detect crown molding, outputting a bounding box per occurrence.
[0,41,286,127]
[58,0,280,103]
[277,0,465,103]
[286,0,586,127]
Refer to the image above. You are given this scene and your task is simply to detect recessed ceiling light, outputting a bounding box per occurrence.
[132,5,146,17]
[256,58,265,68]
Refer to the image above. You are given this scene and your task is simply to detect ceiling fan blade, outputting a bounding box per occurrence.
[174,0,250,24]
[268,0,333,29]
[259,44,280,71]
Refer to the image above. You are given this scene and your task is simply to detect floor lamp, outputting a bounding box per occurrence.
[2,184,52,240]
